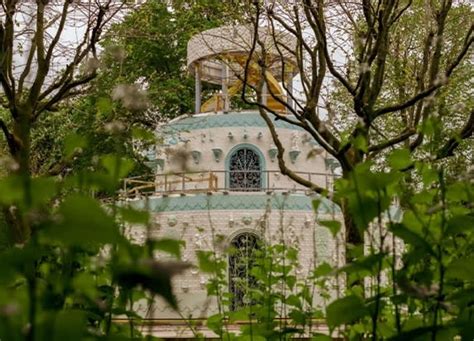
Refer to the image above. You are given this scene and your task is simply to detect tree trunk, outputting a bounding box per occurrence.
[341,155,364,266]
[341,202,363,264]
[6,110,33,243]
[2,207,25,245]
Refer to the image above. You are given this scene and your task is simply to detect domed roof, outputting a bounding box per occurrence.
[162,111,310,133]
[187,25,297,84]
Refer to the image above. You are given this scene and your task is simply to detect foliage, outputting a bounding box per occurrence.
[196,152,473,339]
[18,0,244,175]
[240,0,474,252]
[0,130,187,340]
[327,2,473,175]
[96,0,244,122]
[28,97,153,177]
[1,1,473,340]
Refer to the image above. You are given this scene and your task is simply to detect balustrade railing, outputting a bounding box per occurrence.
[122,170,335,198]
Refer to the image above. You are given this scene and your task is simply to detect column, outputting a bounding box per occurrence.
[195,62,201,114]
[262,81,268,106]
[222,63,230,112]
[287,72,294,111]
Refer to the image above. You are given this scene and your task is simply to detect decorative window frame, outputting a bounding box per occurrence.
[224,143,267,190]
[227,230,262,311]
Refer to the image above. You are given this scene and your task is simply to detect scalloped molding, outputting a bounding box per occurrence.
[163,112,317,135]
[129,193,341,214]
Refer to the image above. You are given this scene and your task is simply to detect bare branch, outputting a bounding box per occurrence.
[44,1,70,65]
[372,12,473,119]
[258,105,332,198]
[0,118,18,155]
[17,38,36,95]
[0,0,16,106]
[26,0,48,107]
[303,0,356,96]
[368,129,416,154]
[436,109,474,160]
[37,72,96,115]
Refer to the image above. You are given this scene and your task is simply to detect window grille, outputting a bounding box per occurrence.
[229,148,262,191]
[228,232,260,311]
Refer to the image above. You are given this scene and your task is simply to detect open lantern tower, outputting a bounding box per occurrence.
[124,25,344,338]
[188,25,298,114]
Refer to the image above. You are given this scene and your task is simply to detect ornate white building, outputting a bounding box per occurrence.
[124,25,344,338]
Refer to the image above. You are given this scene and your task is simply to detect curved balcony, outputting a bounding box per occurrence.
[121,170,335,199]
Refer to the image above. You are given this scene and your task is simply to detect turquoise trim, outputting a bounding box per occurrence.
[163,112,313,135]
[224,143,266,189]
[128,193,341,214]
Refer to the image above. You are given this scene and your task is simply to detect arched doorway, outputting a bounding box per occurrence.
[228,146,263,191]
[228,232,261,311]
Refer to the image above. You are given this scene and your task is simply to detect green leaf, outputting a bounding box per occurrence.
[421,116,439,137]
[64,133,87,159]
[153,238,184,259]
[114,260,190,309]
[353,135,368,152]
[100,154,135,180]
[228,307,251,322]
[96,97,113,116]
[313,262,333,277]
[0,176,57,208]
[53,310,87,341]
[289,309,306,325]
[207,313,224,333]
[286,275,296,290]
[197,250,218,273]
[388,148,412,170]
[312,334,332,341]
[340,252,385,275]
[287,247,298,261]
[445,214,474,235]
[319,220,341,237]
[326,295,368,329]
[446,182,470,202]
[118,206,150,225]
[0,243,47,281]
[31,177,58,206]
[336,163,397,231]
[46,195,120,245]
[132,127,156,141]
[286,294,302,308]
[390,223,435,257]
[72,273,98,300]
[446,257,474,281]
[237,335,266,341]
[347,193,379,230]
[388,325,455,341]
[0,176,23,205]
[312,199,321,212]
[419,165,437,185]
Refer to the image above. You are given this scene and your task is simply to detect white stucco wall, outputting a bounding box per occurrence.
[129,111,344,319]
[156,111,334,192]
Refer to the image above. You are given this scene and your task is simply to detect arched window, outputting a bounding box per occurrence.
[228,147,262,191]
[228,232,260,311]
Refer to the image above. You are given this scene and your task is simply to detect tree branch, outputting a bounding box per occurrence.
[368,128,416,154]
[258,105,333,198]
[0,118,18,155]
[0,0,16,107]
[27,0,48,108]
[372,18,472,119]
[35,1,119,119]
[17,39,37,96]
[36,72,96,116]
[436,109,474,160]
[304,0,356,96]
